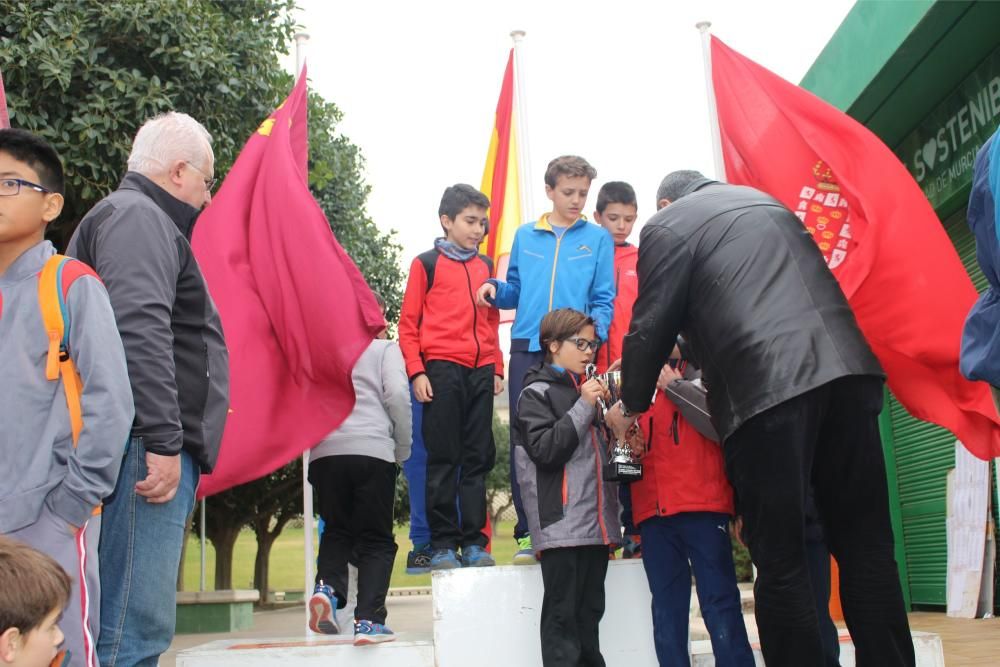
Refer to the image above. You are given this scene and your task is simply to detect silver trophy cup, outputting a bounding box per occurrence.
[585,365,643,483]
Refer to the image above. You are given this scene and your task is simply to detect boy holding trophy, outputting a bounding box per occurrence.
[514,308,627,665]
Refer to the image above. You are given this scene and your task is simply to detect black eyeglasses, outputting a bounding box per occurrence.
[185,161,217,191]
[0,177,52,196]
[566,336,599,352]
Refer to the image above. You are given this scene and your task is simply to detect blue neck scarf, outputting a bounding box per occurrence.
[435,237,478,262]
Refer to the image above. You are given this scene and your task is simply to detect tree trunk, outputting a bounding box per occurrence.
[209,524,241,590]
[253,514,296,604]
[253,529,277,604]
[488,491,513,533]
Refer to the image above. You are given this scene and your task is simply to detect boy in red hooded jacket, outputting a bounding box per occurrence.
[631,357,755,666]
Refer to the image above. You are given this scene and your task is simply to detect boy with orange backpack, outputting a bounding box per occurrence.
[0,129,133,667]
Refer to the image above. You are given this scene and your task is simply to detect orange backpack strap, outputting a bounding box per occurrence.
[38,255,90,447]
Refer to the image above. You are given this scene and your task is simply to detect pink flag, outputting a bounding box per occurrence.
[0,67,10,128]
[193,68,384,496]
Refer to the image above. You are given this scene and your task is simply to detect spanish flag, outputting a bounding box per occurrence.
[480,49,521,285]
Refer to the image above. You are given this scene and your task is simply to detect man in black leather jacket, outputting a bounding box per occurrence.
[606,171,914,666]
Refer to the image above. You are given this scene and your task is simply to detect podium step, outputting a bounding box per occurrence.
[176,562,944,666]
[176,633,435,666]
[690,629,944,666]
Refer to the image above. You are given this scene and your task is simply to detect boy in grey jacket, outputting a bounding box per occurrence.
[307,294,411,645]
[515,308,621,666]
[0,129,133,667]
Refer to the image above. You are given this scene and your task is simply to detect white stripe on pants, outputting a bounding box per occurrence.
[5,506,100,667]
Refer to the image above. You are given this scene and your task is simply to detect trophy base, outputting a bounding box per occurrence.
[603,460,643,483]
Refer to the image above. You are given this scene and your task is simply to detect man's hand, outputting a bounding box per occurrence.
[135,451,182,503]
[657,363,683,391]
[607,358,622,372]
[605,401,634,441]
[731,516,747,548]
[494,375,504,396]
[413,374,434,402]
[476,282,496,307]
[580,378,609,407]
[625,423,647,458]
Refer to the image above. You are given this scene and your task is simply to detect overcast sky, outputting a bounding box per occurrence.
[284,0,855,264]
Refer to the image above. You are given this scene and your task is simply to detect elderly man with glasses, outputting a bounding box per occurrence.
[67,111,230,667]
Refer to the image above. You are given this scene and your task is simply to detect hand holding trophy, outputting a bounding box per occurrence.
[623,421,646,459]
[585,364,644,483]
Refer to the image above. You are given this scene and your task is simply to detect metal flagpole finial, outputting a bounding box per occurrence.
[694,19,725,182]
[510,29,526,42]
[294,32,310,78]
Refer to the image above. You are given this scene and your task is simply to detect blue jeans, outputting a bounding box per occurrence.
[640,512,755,667]
[402,390,430,546]
[97,438,199,667]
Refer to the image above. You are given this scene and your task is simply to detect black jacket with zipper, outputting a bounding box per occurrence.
[620,179,883,442]
[515,363,621,551]
[68,172,230,472]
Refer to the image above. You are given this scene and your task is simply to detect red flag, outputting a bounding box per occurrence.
[193,68,384,496]
[0,67,10,128]
[711,37,1000,460]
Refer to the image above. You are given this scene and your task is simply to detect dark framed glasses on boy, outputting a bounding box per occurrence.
[0,178,52,196]
[567,336,599,352]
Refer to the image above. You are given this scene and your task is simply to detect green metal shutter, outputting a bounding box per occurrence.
[889,397,953,606]
[887,211,984,608]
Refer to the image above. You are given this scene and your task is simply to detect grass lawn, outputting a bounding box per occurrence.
[181,521,521,593]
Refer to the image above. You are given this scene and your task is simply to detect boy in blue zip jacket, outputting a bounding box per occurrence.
[0,129,133,667]
[477,156,615,562]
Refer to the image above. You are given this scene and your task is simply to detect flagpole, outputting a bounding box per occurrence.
[199,499,206,591]
[510,30,534,220]
[697,28,752,581]
[696,21,726,182]
[294,30,315,634]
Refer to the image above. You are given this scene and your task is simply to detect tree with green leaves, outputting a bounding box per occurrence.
[2,0,404,593]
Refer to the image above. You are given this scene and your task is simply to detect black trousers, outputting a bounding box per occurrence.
[539,546,609,667]
[724,376,914,667]
[308,455,398,624]
[422,360,496,550]
[806,538,841,666]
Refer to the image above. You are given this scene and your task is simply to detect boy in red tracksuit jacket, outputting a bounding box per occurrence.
[592,182,642,556]
[592,181,639,374]
[398,184,504,570]
[632,358,755,666]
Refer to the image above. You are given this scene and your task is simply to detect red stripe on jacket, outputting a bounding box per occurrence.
[597,244,638,373]
[59,259,101,300]
[398,250,503,379]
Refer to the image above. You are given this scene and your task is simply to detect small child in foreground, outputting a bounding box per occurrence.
[0,536,72,667]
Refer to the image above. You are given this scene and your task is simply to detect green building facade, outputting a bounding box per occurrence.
[802,0,1000,609]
